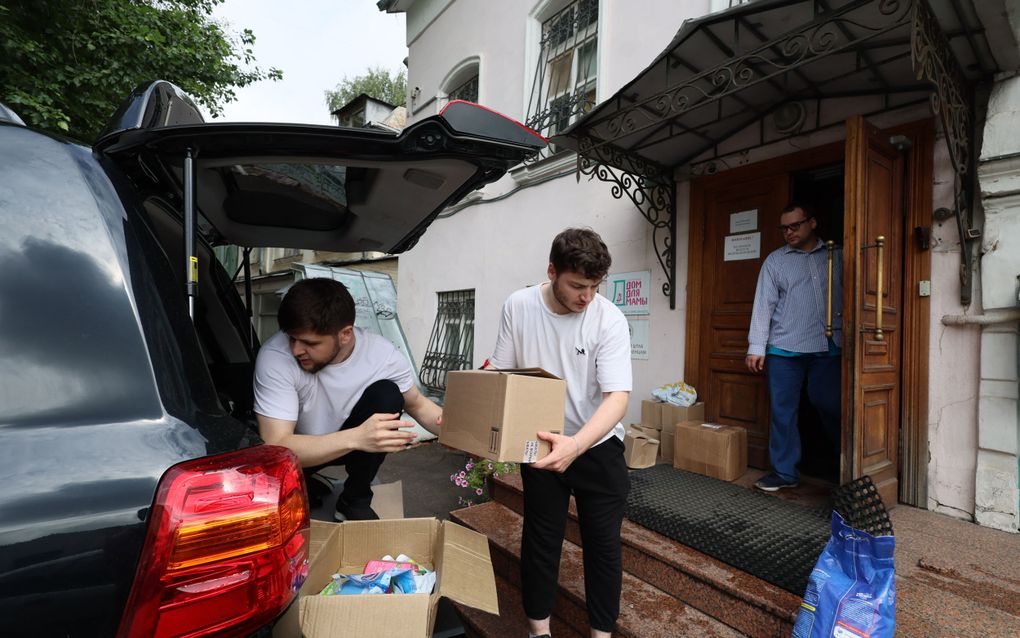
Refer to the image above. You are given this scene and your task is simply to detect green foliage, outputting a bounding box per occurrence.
[0,0,282,142]
[450,458,519,508]
[325,66,406,117]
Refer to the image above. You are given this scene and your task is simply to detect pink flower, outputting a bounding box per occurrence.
[465,463,474,471]
[476,488,483,496]
[458,471,466,478]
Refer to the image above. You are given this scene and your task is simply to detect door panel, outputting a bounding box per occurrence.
[696,175,789,469]
[843,116,904,506]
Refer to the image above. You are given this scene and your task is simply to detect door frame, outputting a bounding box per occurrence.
[685,119,932,505]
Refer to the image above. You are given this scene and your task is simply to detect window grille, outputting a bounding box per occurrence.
[419,289,474,395]
[449,74,479,103]
[525,0,598,157]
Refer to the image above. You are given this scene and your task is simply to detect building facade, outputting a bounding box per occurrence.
[381,0,1020,532]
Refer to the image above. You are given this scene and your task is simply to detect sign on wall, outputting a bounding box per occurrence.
[606,270,651,316]
[628,318,650,360]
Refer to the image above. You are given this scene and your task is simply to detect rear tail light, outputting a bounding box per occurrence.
[117,445,310,638]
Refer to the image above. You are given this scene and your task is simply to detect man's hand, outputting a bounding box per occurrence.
[354,413,417,452]
[531,431,581,473]
[745,354,765,373]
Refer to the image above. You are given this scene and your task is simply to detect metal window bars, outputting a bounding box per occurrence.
[525,0,598,158]
[449,75,479,104]
[419,289,475,395]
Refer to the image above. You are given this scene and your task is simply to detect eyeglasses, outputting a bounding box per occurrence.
[778,218,812,233]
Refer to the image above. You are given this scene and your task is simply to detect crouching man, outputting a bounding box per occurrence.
[254,278,441,520]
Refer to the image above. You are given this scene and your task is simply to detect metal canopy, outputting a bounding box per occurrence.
[555,0,1008,308]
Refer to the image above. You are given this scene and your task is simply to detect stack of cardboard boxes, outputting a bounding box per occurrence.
[633,399,748,481]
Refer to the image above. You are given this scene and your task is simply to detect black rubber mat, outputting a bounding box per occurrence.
[626,465,831,594]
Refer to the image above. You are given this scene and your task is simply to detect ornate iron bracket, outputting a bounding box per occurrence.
[576,135,676,309]
[912,0,978,306]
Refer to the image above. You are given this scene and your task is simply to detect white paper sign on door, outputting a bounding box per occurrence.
[730,209,758,233]
[724,232,761,261]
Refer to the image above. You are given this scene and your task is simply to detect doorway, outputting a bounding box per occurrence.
[685,117,934,506]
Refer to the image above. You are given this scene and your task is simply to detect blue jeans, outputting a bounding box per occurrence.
[766,355,841,481]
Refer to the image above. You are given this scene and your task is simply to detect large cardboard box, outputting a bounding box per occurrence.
[640,400,663,429]
[440,369,565,462]
[623,426,659,469]
[660,401,706,430]
[279,518,499,638]
[673,421,748,481]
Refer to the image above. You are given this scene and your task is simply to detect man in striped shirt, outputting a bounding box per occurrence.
[746,203,842,491]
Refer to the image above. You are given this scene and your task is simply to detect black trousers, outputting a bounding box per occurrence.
[303,379,404,505]
[520,436,630,633]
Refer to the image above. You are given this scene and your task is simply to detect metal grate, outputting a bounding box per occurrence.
[419,289,475,395]
[831,475,894,537]
[525,0,598,157]
[449,74,479,103]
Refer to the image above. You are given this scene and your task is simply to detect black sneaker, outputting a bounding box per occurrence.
[335,495,380,521]
[755,472,799,492]
[305,473,333,509]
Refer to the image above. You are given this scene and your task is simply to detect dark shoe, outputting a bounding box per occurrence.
[305,473,333,508]
[335,495,380,521]
[755,472,799,492]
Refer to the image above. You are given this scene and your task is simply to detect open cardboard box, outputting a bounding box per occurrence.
[277,518,498,638]
[440,368,566,462]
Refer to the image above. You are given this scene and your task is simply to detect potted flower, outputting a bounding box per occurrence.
[450,458,519,507]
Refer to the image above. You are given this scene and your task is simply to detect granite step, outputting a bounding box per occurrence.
[489,473,800,638]
[451,500,746,638]
[453,572,585,638]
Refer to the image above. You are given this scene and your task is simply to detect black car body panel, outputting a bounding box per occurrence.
[0,81,543,636]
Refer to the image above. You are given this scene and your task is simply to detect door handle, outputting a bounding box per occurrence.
[860,235,885,341]
[825,240,835,337]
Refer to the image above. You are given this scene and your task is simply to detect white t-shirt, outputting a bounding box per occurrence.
[490,284,632,444]
[253,328,414,436]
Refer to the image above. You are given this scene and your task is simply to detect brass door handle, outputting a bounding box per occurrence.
[825,241,835,337]
[875,235,884,341]
[860,235,886,341]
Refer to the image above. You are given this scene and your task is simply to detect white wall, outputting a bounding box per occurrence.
[399,0,707,425]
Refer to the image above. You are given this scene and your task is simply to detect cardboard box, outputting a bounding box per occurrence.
[440,368,565,462]
[640,399,663,429]
[279,518,499,638]
[659,401,706,430]
[673,421,748,481]
[623,426,659,469]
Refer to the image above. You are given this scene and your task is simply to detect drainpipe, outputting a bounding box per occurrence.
[941,308,1020,325]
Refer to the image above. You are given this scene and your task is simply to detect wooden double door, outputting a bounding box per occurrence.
[686,116,928,506]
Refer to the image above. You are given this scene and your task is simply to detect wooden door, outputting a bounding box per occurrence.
[843,116,904,506]
[694,175,788,469]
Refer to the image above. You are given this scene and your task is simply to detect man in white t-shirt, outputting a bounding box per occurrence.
[254,278,441,521]
[489,228,632,638]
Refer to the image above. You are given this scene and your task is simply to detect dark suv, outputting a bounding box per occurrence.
[0,81,543,637]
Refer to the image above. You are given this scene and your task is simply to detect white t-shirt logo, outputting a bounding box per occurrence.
[575,347,586,355]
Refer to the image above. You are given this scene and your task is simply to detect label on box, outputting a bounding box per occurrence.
[523,440,539,463]
[489,427,499,454]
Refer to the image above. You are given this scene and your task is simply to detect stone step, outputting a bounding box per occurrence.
[453,572,585,638]
[489,473,800,638]
[452,501,746,638]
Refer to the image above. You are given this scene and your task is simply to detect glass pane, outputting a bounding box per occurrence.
[547,52,573,97]
[230,163,348,208]
[577,40,597,88]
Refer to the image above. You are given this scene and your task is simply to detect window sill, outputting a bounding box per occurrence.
[509,150,576,186]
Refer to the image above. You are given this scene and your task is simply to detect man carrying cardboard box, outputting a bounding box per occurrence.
[489,228,631,638]
[254,278,442,521]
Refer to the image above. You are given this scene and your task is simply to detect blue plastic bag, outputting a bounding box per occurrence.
[792,511,896,638]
